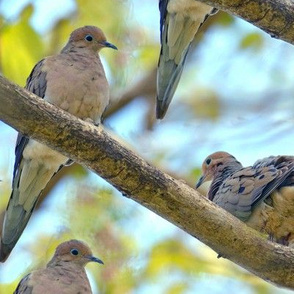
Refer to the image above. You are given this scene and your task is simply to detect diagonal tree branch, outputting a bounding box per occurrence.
[0,76,293,288]
[197,0,294,45]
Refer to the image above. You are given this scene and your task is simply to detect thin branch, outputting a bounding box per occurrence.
[198,0,294,44]
[0,76,293,288]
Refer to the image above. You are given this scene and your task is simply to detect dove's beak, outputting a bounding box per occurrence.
[102,41,118,50]
[87,255,104,265]
[196,175,205,189]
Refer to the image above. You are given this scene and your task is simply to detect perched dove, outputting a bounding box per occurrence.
[156,0,217,119]
[196,151,294,246]
[14,239,104,294]
[0,26,117,262]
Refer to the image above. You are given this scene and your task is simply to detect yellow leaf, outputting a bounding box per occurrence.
[239,32,264,51]
[0,4,44,85]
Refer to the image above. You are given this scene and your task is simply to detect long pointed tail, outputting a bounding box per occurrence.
[156,46,189,119]
[156,1,217,119]
[0,159,62,262]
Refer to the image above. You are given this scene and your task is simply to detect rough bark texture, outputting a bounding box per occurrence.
[198,0,294,44]
[0,76,294,288]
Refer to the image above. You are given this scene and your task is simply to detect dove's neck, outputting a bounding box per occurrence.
[46,260,88,283]
[208,160,242,201]
[220,161,242,179]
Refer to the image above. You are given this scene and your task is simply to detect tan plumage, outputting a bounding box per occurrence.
[0,26,117,262]
[14,240,104,294]
[196,151,294,246]
[156,0,217,119]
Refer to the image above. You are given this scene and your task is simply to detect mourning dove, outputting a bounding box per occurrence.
[0,26,117,262]
[14,239,104,294]
[196,151,294,246]
[156,0,217,119]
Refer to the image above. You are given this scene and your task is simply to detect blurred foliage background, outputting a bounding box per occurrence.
[0,0,294,293]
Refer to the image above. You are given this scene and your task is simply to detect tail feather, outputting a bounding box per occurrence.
[156,1,217,119]
[0,159,62,262]
[156,51,188,119]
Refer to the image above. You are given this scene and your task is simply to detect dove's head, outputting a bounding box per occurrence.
[196,151,239,189]
[49,239,104,267]
[63,26,117,53]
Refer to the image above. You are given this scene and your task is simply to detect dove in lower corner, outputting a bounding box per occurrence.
[14,239,103,294]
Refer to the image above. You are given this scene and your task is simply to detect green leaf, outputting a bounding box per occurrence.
[0,4,44,85]
[239,32,264,50]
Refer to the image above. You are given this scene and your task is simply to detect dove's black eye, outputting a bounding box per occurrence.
[85,35,93,42]
[205,158,211,165]
[70,248,79,256]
